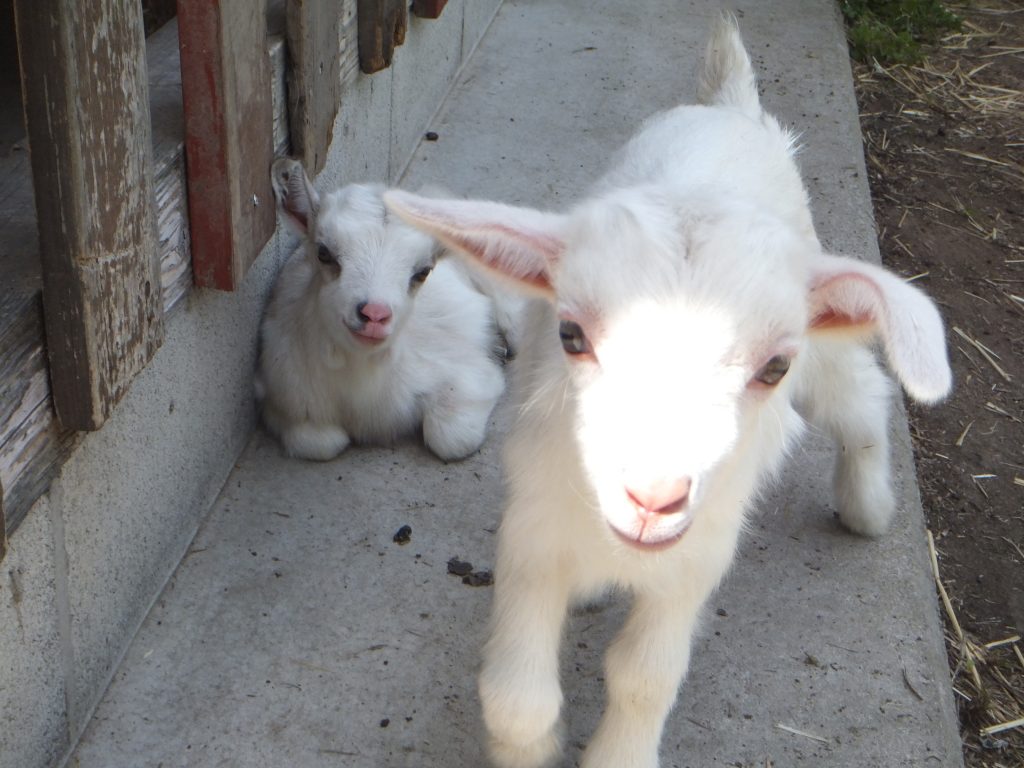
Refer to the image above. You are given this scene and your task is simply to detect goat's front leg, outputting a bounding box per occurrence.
[479,544,572,768]
[423,375,501,461]
[582,591,701,768]
[280,422,351,460]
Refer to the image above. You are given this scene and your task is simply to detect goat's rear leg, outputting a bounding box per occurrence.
[799,341,896,536]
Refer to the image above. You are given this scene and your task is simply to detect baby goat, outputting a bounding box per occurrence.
[385,17,951,768]
[256,159,505,462]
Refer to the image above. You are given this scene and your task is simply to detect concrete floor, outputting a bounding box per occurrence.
[69,1,963,766]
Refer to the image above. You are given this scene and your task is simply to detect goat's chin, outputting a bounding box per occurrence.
[605,509,694,551]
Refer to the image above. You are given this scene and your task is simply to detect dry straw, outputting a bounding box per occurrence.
[927,531,1024,751]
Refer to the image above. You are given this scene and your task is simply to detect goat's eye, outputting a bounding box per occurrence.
[754,355,790,386]
[410,266,433,286]
[559,320,592,356]
[317,244,334,264]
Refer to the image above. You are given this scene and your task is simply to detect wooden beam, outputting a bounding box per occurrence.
[412,0,449,19]
[177,0,276,290]
[0,286,81,538]
[13,0,164,431]
[357,0,408,74]
[0,18,296,547]
[286,0,344,175]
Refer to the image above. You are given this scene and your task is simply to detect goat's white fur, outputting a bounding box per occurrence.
[256,159,505,462]
[386,16,951,768]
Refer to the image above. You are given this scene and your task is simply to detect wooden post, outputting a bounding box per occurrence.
[178,0,276,290]
[412,0,449,19]
[358,0,408,74]
[286,0,345,175]
[13,0,164,431]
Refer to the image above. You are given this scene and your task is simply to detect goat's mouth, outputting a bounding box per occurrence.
[349,322,390,345]
[607,508,693,551]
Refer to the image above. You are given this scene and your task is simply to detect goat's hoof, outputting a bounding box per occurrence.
[834,458,896,537]
[282,424,350,461]
[424,425,487,462]
[480,672,563,768]
[487,725,563,768]
[836,487,896,537]
[838,505,893,537]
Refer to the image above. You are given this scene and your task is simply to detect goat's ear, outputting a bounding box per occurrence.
[383,190,566,298]
[271,157,320,234]
[807,254,952,403]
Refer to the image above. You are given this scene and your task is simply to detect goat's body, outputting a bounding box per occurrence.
[384,17,949,768]
[258,179,505,462]
[479,62,895,768]
[603,105,814,240]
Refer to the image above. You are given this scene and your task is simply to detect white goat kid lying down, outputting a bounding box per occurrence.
[384,17,952,768]
[256,159,505,462]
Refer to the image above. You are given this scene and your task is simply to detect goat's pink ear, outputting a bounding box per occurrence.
[807,254,952,403]
[383,190,566,298]
[271,157,320,234]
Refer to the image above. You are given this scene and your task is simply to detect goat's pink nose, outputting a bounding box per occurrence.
[357,302,392,324]
[625,477,692,515]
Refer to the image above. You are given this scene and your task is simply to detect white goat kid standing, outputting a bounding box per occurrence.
[256,159,505,462]
[385,18,952,768]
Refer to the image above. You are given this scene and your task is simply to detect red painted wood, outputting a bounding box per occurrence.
[412,0,448,19]
[177,0,275,290]
[178,1,230,288]
[357,0,407,74]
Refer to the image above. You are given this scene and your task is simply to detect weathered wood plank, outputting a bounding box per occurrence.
[0,291,79,535]
[358,0,408,74]
[146,18,191,314]
[0,16,294,545]
[13,0,164,431]
[177,0,276,290]
[0,1,41,547]
[341,4,361,95]
[285,0,358,174]
[412,0,449,19]
[0,400,79,535]
[149,19,290,314]
[270,37,292,156]
[0,293,47,456]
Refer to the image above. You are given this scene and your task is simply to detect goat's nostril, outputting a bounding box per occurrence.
[625,477,692,515]
[357,301,392,324]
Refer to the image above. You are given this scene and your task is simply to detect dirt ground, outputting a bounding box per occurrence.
[852,2,1023,764]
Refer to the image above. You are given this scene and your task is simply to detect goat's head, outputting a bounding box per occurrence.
[384,188,951,549]
[272,159,439,351]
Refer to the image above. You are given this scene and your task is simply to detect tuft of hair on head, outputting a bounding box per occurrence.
[271,157,321,234]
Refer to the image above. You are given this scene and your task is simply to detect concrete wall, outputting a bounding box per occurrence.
[0,3,501,766]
